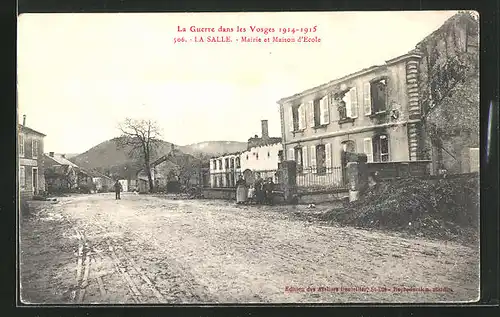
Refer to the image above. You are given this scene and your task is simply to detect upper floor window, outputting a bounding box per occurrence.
[364,78,388,115]
[19,134,25,157]
[230,158,235,168]
[32,139,38,158]
[225,158,230,169]
[218,159,223,170]
[338,87,358,120]
[290,104,305,132]
[236,157,241,168]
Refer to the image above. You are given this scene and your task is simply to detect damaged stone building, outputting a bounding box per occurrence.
[277,51,425,186]
[277,11,479,185]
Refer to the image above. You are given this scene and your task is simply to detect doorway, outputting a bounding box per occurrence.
[341,140,356,186]
[32,167,38,195]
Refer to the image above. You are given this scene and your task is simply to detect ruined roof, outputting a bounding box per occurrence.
[276,51,421,105]
[18,124,46,137]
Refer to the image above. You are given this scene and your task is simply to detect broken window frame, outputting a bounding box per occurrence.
[294,146,304,173]
[372,134,390,162]
[315,144,327,175]
[369,77,389,115]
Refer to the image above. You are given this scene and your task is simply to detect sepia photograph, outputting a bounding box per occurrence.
[17,11,480,304]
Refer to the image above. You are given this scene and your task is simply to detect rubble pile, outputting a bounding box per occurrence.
[320,175,479,243]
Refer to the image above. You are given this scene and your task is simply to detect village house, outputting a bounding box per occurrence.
[44,152,96,192]
[210,120,283,187]
[18,115,46,200]
[87,170,114,192]
[136,145,206,193]
[277,51,425,186]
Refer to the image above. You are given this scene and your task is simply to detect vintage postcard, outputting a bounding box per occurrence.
[17,11,480,304]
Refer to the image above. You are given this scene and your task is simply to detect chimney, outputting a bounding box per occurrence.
[261,120,269,140]
[61,154,66,158]
[49,152,54,157]
[22,115,26,126]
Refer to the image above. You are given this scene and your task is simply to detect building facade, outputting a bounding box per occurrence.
[18,116,46,199]
[209,120,283,187]
[277,52,424,186]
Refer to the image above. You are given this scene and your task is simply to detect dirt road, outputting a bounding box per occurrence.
[19,193,479,304]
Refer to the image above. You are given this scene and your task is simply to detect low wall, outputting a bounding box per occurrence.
[202,188,236,200]
[297,189,348,206]
[366,160,431,180]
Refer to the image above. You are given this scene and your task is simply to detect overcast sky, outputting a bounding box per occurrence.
[17,11,458,154]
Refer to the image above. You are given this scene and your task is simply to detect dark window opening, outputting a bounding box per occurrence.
[230,158,235,168]
[225,158,229,169]
[292,105,300,131]
[316,144,326,174]
[371,79,388,113]
[373,134,390,162]
[256,153,259,160]
[236,157,241,168]
[267,151,270,157]
[278,150,283,162]
[313,99,321,127]
[218,159,223,170]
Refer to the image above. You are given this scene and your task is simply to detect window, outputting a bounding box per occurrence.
[313,99,321,127]
[342,140,356,153]
[315,145,326,174]
[19,134,25,157]
[371,134,390,162]
[225,158,229,169]
[267,151,270,158]
[32,139,38,158]
[340,87,358,120]
[278,150,283,162]
[256,153,259,160]
[246,155,249,160]
[19,166,26,190]
[236,157,241,168]
[290,104,306,131]
[295,147,304,172]
[218,159,223,170]
[230,158,235,168]
[364,79,388,115]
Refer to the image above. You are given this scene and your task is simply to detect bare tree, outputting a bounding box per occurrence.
[117,118,162,192]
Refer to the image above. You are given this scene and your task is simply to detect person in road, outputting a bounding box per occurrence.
[235,174,248,204]
[254,172,265,204]
[114,180,123,200]
[263,177,275,205]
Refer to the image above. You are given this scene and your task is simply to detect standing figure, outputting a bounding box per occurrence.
[264,177,275,205]
[114,180,123,200]
[254,172,265,204]
[235,174,248,204]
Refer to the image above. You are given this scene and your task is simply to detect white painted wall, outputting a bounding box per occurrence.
[240,143,282,172]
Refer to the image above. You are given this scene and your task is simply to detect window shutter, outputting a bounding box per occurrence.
[363,82,372,115]
[289,106,295,132]
[344,90,352,118]
[298,104,305,130]
[325,143,332,168]
[319,96,329,124]
[310,145,317,173]
[328,93,338,122]
[288,148,295,161]
[19,166,25,188]
[302,146,309,173]
[363,138,373,162]
[307,101,315,128]
[210,160,214,170]
[350,87,358,118]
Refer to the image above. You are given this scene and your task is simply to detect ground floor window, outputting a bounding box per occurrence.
[315,144,326,174]
[294,147,303,172]
[19,166,26,190]
[374,134,389,162]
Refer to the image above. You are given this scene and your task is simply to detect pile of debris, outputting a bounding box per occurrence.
[320,175,479,244]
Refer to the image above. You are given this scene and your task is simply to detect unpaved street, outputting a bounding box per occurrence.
[20,193,479,304]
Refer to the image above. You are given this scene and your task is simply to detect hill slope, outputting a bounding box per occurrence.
[70,137,177,179]
[180,141,247,157]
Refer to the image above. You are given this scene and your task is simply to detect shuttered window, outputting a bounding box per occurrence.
[302,146,309,172]
[298,104,306,130]
[319,96,330,125]
[310,145,317,173]
[325,143,332,168]
[19,134,25,157]
[363,82,372,115]
[307,101,315,128]
[19,166,26,190]
[363,138,373,162]
[350,87,358,118]
[288,148,295,161]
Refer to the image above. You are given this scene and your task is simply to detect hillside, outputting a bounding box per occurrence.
[70,137,177,179]
[180,141,247,157]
